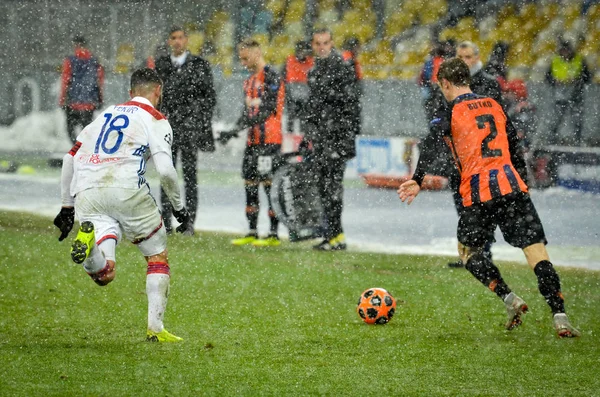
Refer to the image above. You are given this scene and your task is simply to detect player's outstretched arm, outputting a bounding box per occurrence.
[153,152,183,210]
[217,129,240,145]
[54,150,77,241]
[153,151,194,235]
[398,180,421,205]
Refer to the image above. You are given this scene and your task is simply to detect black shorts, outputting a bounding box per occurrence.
[457,192,547,249]
[242,144,282,182]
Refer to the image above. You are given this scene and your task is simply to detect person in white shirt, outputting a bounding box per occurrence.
[53,68,191,343]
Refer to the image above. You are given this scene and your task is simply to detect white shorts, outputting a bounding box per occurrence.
[75,186,167,257]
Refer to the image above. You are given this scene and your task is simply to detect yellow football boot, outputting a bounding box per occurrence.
[146,329,183,343]
[231,234,258,246]
[71,221,95,264]
[252,235,281,247]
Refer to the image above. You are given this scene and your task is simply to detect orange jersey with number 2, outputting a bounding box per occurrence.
[447,97,528,207]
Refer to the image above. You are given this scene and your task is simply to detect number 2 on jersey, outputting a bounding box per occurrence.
[95,113,129,154]
[476,114,502,158]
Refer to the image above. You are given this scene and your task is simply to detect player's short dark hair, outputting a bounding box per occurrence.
[238,38,261,50]
[295,40,311,52]
[72,35,87,46]
[437,58,471,87]
[130,68,162,90]
[343,37,360,52]
[169,25,186,36]
[312,27,333,39]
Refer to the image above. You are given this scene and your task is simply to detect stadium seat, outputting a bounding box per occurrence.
[588,4,600,20]
[317,9,339,25]
[350,0,372,12]
[454,17,477,42]
[506,41,534,68]
[402,0,424,15]
[496,3,517,25]
[540,2,560,20]
[270,33,291,48]
[285,21,305,39]
[265,0,285,18]
[254,10,274,34]
[284,1,305,24]
[385,11,415,39]
[419,0,447,25]
[187,31,205,56]
[205,10,231,41]
[519,3,537,21]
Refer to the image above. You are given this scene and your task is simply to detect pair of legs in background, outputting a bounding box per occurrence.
[231,145,280,247]
[549,98,585,146]
[161,129,199,234]
[313,156,347,251]
[65,108,94,144]
[72,187,181,342]
[458,191,579,337]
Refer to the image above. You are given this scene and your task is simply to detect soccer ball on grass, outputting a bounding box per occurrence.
[357,288,397,324]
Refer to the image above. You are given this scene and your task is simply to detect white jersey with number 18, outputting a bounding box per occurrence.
[70,96,173,195]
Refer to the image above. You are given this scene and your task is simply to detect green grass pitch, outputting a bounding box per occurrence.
[1,211,599,396]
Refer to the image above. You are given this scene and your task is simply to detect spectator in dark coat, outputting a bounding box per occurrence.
[341,36,364,138]
[484,41,510,81]
[306,28,359,251]
[154,26,217,232]
[457,41,503,105]
[59,35,104,143]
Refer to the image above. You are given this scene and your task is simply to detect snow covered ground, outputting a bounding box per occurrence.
[2,111,599,271]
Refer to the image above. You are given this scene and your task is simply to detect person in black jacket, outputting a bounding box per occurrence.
[306,27,359,251]
[483,41,510,81]
[457,41,503,105]
[155,26,217,233]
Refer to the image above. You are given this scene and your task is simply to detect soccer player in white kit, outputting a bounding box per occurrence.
[53,68,192,342]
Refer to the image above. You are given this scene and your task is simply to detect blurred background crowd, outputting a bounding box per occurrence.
[0,0,598,146]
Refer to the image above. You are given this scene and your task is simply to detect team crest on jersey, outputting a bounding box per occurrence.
[164,133,172,145]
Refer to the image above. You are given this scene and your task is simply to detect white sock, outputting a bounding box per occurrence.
[83,244,107,274]
[147,273,170,333]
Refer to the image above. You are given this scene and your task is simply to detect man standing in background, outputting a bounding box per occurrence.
[546,39,591,146]
[59,35,104,144]
[456,41,503,106]
[306,28,359,251]
[155,26,217,234]
[219,39,285,247]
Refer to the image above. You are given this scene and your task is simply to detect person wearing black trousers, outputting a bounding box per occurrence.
[305,27,360,251]
[154,26,216,234]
